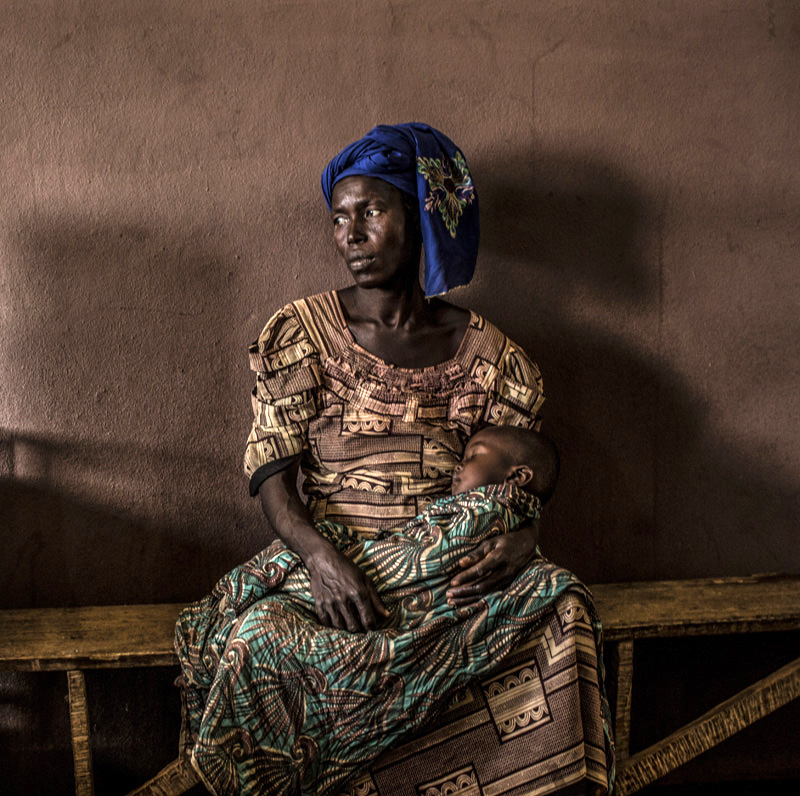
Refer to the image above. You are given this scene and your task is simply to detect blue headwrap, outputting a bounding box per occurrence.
[321,123,479,297]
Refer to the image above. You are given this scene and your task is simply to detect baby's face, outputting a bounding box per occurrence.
[451,429,512,495]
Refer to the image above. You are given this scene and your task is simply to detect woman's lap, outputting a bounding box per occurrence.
[176,536,612,795]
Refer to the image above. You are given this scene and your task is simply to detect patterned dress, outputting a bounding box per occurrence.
[242,291,545,536]
[177,291,613,796]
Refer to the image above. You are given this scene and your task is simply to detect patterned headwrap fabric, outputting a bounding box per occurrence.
[321,123,479,297]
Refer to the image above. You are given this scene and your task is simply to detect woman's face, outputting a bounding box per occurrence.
[330,176,420,291]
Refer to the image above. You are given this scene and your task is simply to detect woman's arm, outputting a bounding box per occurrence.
[258,459,388,632]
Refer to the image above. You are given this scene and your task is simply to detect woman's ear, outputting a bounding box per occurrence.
[505,465,533,488]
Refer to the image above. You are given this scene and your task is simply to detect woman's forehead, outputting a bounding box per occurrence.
[331,175,403,207]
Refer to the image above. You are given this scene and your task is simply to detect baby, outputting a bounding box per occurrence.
[450,425,559,500]
[235,425,559,610]
[328,425,559,607]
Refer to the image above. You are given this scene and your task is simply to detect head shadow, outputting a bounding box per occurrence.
[464,147,799,582]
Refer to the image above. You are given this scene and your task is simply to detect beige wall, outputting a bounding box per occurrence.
[2,1,798,791]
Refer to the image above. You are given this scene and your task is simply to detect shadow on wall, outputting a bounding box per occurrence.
[473,149,799,582]
[2,207,244,448]
[1,209,267,610]
[0,210,262,794]
[0,432,238,609]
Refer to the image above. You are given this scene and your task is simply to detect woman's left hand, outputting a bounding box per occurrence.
[446,520,539,607]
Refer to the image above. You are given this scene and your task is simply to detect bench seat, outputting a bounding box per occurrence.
[2,573,799,795]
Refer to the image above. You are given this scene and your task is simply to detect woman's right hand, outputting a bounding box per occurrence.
[258,458,388,632]
[306,546,389,632]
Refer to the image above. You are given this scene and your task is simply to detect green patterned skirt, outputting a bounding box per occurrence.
[175,486,614,795]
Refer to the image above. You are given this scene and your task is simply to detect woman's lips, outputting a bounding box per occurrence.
[348,254,375,270]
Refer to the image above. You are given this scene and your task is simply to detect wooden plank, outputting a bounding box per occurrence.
[1,574,798,671]
[608,640,635,760]
[0,603,184,671]
[615,655,800,795]
[67,670,95,796]
[593,573,800,641]
[124,756,200,796]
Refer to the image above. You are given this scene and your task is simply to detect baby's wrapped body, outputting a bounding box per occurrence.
[176,485,609,796]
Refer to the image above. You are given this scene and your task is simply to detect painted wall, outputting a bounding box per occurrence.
[1,1,798,792]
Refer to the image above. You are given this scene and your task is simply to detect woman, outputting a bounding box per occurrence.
[177,124,613,796]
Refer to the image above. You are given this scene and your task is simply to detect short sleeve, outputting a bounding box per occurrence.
[483,340,545,430]
[243,304,322,494]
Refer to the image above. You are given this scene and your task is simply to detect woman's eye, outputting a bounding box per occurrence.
[333,217,346,227]
[365,208,380,217]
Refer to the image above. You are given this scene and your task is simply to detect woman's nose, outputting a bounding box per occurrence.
[348,217,366,243]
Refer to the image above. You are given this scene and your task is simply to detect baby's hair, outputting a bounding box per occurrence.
[483,426,560,502]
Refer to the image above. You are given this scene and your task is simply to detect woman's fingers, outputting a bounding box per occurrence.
[350,584,381,631]
[450,542,496,587]
[339,601,361,633]
[447,545,510,605]
[351,580,391,631]
[457,549,483,568]
[332,589,386,632]
[370,589,390,619]
[446,529,539,608]
[451,558,491,586]
[448,594,486,608]
[346,574,387,631]
[313,587,355,631]
[309,550,388,632]
[354,598,376,631]
[450,573,495,595]
[447,574,497,606]
[310,583,332,626]
[324,603,341,629]
[319,599,362,631]
[314,603,331,626]
[450,570,505,600]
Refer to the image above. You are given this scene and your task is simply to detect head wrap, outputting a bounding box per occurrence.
[321,123,479,297]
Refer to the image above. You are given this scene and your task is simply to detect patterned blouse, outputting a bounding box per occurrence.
[244,290,545,537]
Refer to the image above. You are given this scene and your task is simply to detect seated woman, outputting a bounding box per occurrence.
[175,124,613,796]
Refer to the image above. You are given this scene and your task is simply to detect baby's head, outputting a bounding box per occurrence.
[451,426,559,503]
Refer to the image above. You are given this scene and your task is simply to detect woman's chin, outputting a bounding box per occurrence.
[346,259,419,292]
[347,265,383,287]
[351,273,382,288]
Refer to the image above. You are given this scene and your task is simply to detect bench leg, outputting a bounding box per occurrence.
[67,670,95,796]
[615,654,800,795]
[125,756,200,796]
[608,639,635,760]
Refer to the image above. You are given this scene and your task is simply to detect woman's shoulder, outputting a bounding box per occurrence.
[462,312,542,383]
[248,290,348,372]
[458,312,546,425]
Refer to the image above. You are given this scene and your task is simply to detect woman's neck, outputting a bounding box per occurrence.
[339,280,433,331]
[336,283,470,369]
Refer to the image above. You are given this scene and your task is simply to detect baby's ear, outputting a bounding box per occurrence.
[506,465,533,488]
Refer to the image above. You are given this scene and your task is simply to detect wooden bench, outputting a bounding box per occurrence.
[2,573,799,796]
